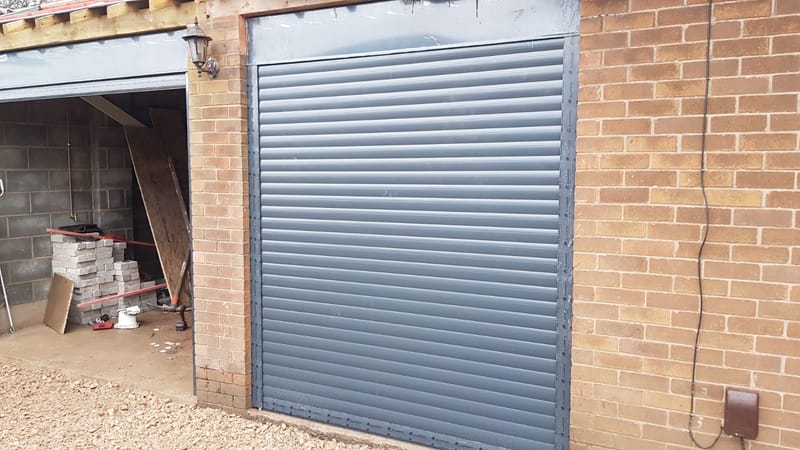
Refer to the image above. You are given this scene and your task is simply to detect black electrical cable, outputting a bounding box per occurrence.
[687,0,724,449]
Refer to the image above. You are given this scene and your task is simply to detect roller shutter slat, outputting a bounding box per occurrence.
[261,240,557,273]
[257,39,564,77]
[262,276,559,316]
[263,328,556,389]
[260,81,562,112]
[261,228,559,258]
[262,319,557,373]
[259,141,562,159]
[261,284,556,329]
[260,65,562,100]
[261,366,555,430]
[262,340,555,401]
[258,49,564,88]
[259,96,562,124]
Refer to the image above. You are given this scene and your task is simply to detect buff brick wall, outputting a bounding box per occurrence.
[572,1,799,449]
[187,12,251,412]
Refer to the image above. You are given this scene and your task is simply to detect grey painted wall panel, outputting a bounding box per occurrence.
[0,32,186,102]
[248,0,578,65]
[0,75,186,104]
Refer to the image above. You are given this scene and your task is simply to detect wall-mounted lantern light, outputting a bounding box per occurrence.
[182,19,219,78]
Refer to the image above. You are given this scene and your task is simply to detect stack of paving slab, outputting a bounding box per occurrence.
[51,234,155,325]
[112,261,157,310]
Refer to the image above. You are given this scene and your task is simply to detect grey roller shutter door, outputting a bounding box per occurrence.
[256,39,565,450]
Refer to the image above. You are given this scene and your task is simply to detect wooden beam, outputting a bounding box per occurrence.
[2,18,34,34]
[149,0,178,11]
[0,1,197,52]
[34,13,68,29]
[69,7,104,24]
[107,0,147,18]
[81,96,146,128]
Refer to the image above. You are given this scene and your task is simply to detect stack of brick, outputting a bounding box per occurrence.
[51,234,154,325]
[113,242,126,262]
[51,234,101,325]
[96,239,116,297]
[113,261,140,309]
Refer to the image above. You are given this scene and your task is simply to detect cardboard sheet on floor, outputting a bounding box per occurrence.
[124,109,191,306]
[44,274,74,334]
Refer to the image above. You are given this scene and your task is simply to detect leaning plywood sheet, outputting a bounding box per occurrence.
[124,121,191,306]
[150,108,192,307]
[44,274,74,334]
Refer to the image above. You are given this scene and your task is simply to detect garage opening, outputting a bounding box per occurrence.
[0,90,194,399]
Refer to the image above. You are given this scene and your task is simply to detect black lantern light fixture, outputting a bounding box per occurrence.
[182,19,219,78]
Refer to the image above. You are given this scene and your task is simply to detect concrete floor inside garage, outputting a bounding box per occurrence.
[0,310,194,401]
[0,90,194,402]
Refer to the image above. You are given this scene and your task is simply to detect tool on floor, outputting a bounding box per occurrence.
[0,264,15,334]
[176,305,188,332]
[92,321,114,331]
[92,314,114,331]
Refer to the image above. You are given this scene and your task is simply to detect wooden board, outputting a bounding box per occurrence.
[150,108,191,306]
[150,108,191,209]
[43,274,74,334]
[150,109,193,307]
[81,96,146,128]
[125,117,191,306]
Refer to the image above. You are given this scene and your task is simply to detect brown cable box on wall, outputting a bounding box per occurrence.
[724,389,759,440]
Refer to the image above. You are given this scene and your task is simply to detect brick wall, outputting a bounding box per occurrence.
[573,1,799,449]
[187,13,252,411]
[0,98,133,306]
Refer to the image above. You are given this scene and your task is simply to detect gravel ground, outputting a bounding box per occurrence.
[0,362,383,450]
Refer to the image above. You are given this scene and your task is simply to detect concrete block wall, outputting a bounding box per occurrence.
[573,1,799,449]
[90,103,135,238]
[0,98,133,306]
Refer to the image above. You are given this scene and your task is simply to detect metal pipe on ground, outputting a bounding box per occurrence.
[45,228,156,248]
[76,283,167,309]
[0,177,15,333]
[0,266,15,334]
